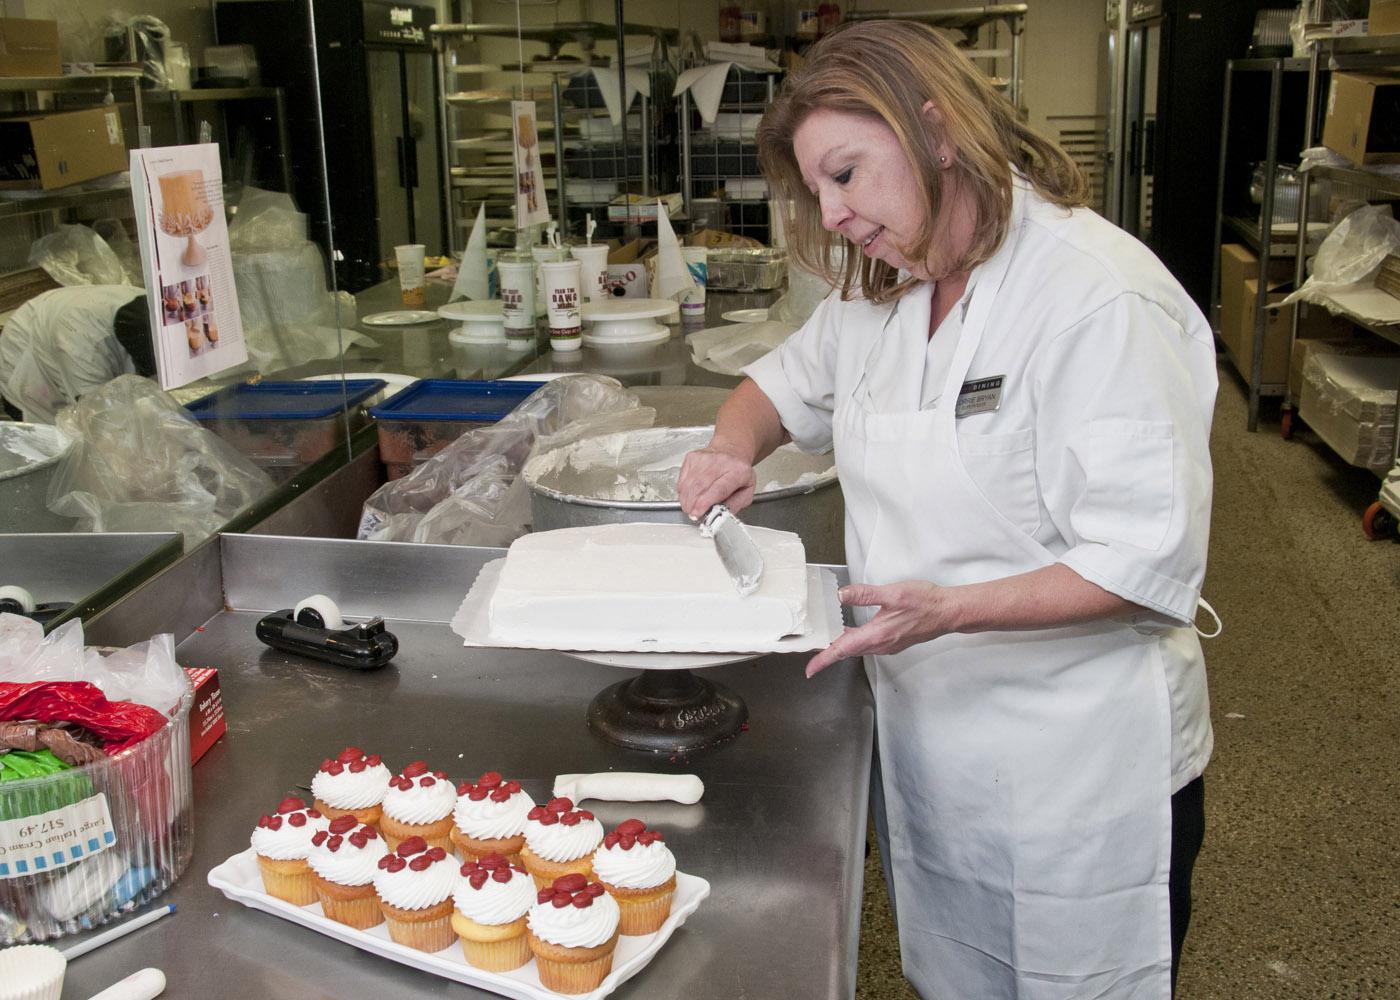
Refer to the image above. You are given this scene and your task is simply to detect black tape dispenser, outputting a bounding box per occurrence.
[255,594,398,669]
[0,585,73,627]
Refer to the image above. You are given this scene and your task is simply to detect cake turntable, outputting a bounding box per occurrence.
[563,650,757,755]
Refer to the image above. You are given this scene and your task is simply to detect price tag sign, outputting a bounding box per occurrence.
[0,793,115,879]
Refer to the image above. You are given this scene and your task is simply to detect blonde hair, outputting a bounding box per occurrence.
[758,20,1088,304]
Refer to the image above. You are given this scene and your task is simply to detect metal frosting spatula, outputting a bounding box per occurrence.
[700,504,765,596]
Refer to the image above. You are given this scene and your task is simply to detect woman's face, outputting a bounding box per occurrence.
[793,107,930,278]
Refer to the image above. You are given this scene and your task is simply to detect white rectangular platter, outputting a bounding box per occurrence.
[451,560,843,654]
[208,849,709,1000]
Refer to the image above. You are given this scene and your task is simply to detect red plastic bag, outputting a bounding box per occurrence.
[0,681,167,754]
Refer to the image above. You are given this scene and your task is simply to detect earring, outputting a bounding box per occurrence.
[939,155,948,164]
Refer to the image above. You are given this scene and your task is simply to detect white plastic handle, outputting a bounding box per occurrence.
[85,967,166,1000]
[293,594,343,631]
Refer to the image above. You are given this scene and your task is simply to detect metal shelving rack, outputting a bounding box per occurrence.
[680,66,779,243]
[1291,33,1400,536]
[430,22,676,250]
[1210,57,1318,431]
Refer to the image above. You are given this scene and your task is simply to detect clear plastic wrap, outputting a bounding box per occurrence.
[44,376,274,544]
[226,189,369,374]
[27,226,132,288]
[1284,204,1400,306]
[357,375,655,546]
[687,320,800,377]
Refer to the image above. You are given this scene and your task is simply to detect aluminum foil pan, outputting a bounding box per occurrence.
[705,248,787,292]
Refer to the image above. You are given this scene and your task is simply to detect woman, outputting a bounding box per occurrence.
[677,21,1214,1000]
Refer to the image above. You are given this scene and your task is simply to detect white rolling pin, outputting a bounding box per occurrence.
[552,772,704,805]
[86,968,166,1000]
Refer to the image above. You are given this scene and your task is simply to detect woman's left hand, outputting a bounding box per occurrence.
[804,581,960,678]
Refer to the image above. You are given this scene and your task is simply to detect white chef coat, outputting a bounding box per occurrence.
[0,286,144,424]
[746,179,1216,998]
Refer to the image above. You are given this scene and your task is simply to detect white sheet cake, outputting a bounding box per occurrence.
[488,522,809,647]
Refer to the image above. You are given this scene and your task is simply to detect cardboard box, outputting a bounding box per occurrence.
[1289,335,1400,401]
[0,18,62,78]
[0,106,127,190]
[1298,351,1400,472]
[1370,0,1400,36]
[1218,244,1354,386]
[185,667,226,764]
[1322,72,1400,165]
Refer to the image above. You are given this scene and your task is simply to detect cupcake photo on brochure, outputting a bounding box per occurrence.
[207,750,711,997]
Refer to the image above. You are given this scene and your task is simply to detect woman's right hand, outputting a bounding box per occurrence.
[678,445,758,521]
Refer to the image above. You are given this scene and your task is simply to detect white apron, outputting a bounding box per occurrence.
[837,241,1174,998]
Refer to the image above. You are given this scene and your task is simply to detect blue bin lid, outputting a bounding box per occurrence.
[185,380,387,421]
[369,379,545,422]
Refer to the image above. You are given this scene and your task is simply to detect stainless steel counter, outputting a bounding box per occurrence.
[69,535,871,1000]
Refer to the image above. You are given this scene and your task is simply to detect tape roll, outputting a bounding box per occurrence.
[293,594,343,631]
[0,585,37,615]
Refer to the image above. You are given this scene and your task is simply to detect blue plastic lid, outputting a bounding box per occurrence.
[369,379,545,422]
[185,380,387,420]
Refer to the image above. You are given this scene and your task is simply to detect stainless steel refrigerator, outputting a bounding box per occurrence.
[215,0,446,292]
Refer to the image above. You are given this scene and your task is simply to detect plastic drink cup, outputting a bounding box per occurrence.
[497,253,536,349]
[395,243,426,307]
[570,244,610,303]
[680,246,708,320]
[541,259,583,351]
[531,245,563,317]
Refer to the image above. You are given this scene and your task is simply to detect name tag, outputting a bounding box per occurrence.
[955,375,1004,418]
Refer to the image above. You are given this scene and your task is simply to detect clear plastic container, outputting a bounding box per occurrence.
[0,684,194,944]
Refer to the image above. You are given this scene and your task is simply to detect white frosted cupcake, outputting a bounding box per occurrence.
[251,796,330,905]
[519,796,604,890]
[311,747,392,825]
[380,761,456,853]
[592,819,677,934]
[451,853,537,971]
[451,771,535,863]
[527,874,621,994]
[309,814,389,928]
[373,836,458,952]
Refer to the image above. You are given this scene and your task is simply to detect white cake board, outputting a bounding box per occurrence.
[451,560,843,655]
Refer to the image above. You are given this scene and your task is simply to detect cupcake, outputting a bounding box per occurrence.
[450,771,535,863]
[311,747,392,825]
[526,873,621,995]
[373,836,457,952]
[450,853,536,972]
[251,796,329,905]
[308,814,388,929]
[519,797,604,890]
[591,819,677,935]
[380,761,456,853]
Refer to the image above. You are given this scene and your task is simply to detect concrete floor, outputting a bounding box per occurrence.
[853,359,1400,999]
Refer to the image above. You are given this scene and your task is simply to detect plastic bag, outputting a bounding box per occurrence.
[687,319,800,376]
[0,615,187,717]
[358,375,656,545]
[28,225,132,287]
[104,12,170,89]
[45,375,274,544]
[226,188,371,374]
[0,680,168,755]
[1285,204,1400,308]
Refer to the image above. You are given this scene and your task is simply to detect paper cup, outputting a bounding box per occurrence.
[570,244,611,304]
[497,254,537,347]
[0,944,66,1000]
[531,246,565,317]
[680,246,708,319]
[541,259,583,351]
[395,243,426,307]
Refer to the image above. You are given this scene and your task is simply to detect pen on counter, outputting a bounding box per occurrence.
[61,903,176,961]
